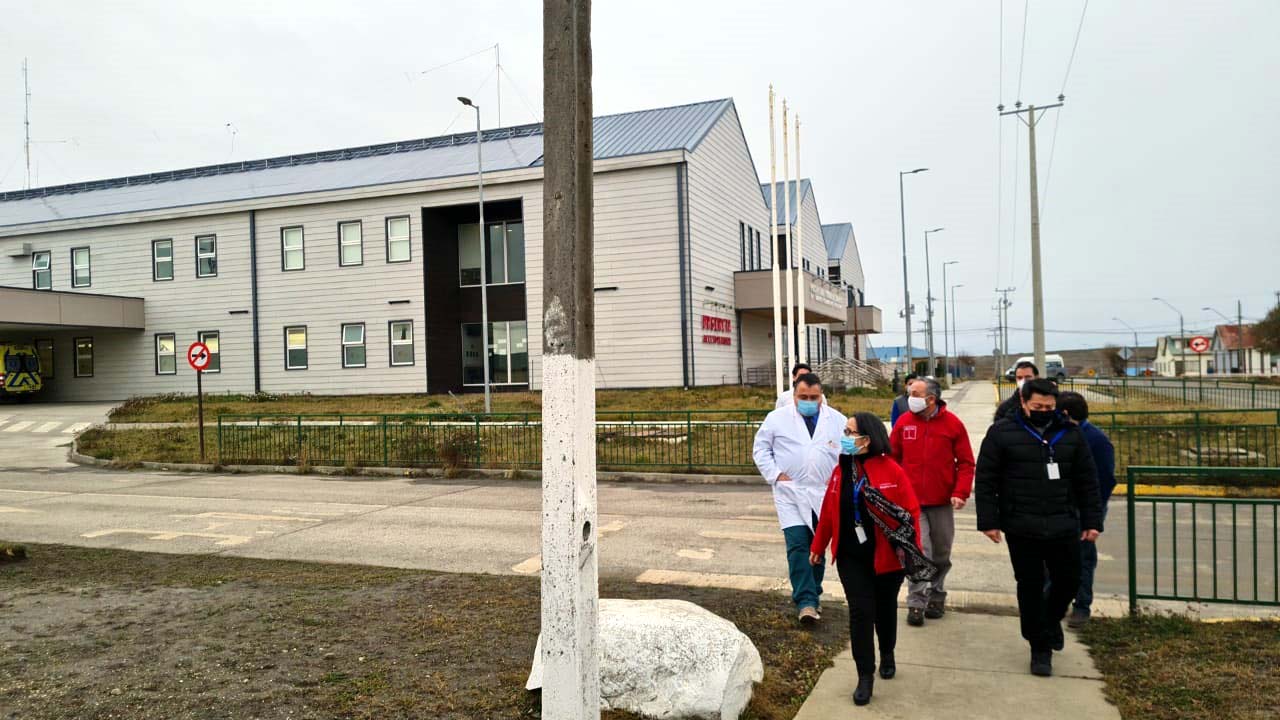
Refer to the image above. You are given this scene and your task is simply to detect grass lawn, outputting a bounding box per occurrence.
[1,543,848,720]
[107,385,897,424]
[1080,615,1280,719]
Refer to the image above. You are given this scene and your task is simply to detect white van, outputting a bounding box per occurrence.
[1005,354,1067,381]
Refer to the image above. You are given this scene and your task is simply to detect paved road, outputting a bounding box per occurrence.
[1074,376,1280,409]
[0,402,113,469]
[0,388,1141,612]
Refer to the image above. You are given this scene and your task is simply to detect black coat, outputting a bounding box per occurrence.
[994,392,1022,423]
[975,414,1104,539]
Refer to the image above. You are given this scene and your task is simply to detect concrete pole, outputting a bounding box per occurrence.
[1239,300,1247,375]
[942,261,956,383]
[768,87,784,394]
[795,114,807,364]
[898,172,912,375]
[541,1,598,715]
[923,228,941,375]
[782,101,795,370]
[1027,105,1047,373]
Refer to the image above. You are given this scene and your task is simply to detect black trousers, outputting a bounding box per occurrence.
[836,554,905,676]
[1006,533,1081,652]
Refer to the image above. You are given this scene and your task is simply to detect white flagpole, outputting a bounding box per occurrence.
[796,113,808,364]
[768,86,785,395]
[782,100,795,375]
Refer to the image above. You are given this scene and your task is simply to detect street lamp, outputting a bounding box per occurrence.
[922,227,944,376]
[941,260,958,383]
[898,168,928,375]
[459,96,491,413]
[950,282,965,381]
[1153,297,1186,377]
[1113,316,1139,377]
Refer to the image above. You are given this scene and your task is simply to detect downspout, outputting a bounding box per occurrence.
[676,163,691,388]
[249,209,261,394]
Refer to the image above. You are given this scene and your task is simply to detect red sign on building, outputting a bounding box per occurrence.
[701,315,732,346]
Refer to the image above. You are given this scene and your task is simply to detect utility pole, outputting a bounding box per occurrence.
[23,58,32,189]
[923,227,944,375]
[1239,299,1247,375]
[541,0,598,715]
[942,260,958,383]
[1000,99,1062,373]
[898,168,929,374]
[996,287,1015,370]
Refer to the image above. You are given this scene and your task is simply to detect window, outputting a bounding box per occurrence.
[155,334,177,375]
[35,339,53,378]
[153,239,174,281]
[739,222,747,271]
[32,251,51,290]
[196,235,218,277]
[341,323,365,368]
[459,221,525,286]
[285,326,308,369]
[198,331,220,373]
[282,226,305,271]
[389,320,414,366]
[755,230,763,270]
[386,216,411,263]
[71,247,91,287]
[462,320,528,385]
[74,338,93,377]
[339,221,363,266]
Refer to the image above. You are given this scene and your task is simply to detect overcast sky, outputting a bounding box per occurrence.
[2,1,1277,356]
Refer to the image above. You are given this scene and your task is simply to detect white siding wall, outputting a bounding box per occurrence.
[0,212,254,401]
[841,234,868,360]
[686,108,770,386]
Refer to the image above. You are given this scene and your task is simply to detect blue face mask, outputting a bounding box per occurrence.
[840,436,858,454]
[797,399,820,417]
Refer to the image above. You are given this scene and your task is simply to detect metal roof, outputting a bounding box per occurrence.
[760,178,812,225]
[0,98,734,229]
[821,222,854,260]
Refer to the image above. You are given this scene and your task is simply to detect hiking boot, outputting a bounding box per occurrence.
[906,607,925,627]
[1030,649,1053,677]
[1050,622,1065,651]
[1067,607,1090,629]
[924,596,946,619]
[878,651,896,680]
[853,673,875,706]
[798,606,819,625]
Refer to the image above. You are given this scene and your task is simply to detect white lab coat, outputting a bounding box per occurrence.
[752,403,847,530]
[775,389,793,409]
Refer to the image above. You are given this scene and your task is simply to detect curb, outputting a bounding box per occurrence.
[67,442,760,486]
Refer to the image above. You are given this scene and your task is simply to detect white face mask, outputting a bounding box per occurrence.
[1016,378,1027,390]
[907,396,928,413]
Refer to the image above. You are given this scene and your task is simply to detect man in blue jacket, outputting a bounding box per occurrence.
[1057,391,1116,628]
[889,373,918,426]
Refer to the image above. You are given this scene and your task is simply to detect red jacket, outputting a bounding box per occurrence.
[890,402,976,506]
[811,454,922,575]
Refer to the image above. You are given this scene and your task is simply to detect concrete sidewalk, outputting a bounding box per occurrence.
[795,612,1119,719]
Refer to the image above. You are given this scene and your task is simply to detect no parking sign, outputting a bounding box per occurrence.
[1188,336,1210,354]
[187,342,210,461]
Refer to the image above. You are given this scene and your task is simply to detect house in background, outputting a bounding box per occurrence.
[1154,335,1212,377]
[1208,324,1275,376]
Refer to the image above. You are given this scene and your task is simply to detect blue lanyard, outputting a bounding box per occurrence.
[852,475,868,525]
[1020,421,1067,461]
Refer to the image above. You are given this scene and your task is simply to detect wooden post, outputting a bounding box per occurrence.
[541,0,599,716]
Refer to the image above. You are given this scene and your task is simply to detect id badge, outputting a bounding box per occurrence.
[1047,462,1061,480]
[855,524,868,544]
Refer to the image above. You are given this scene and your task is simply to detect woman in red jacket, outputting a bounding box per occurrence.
[810,411,923,707]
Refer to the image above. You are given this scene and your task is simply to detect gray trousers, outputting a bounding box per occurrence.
[907,504,955,609]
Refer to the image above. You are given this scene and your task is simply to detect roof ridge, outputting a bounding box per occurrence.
[2,98,733,203]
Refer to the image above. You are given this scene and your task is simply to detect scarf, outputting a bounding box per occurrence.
[862,484,940,583]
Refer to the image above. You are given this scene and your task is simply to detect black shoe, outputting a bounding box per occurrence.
[1030,650,1053,677]
[1050,622,1065,652]
[1067,607,1090,629]
[853,673,875,705]
[879,652,896,680]
[907,607,925,627]
[924,597,945,619]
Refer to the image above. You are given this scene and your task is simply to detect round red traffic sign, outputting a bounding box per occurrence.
[187,342,212,371]
[1188,336,1210,354]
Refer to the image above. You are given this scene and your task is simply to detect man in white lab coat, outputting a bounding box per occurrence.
[754,372,847,623]
[774,362,812,409]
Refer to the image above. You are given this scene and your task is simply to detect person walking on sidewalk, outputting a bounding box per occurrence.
[810,412,924,707]
[889,372,919,426]
[1057,391,1117,628]
[891,377,976,627]
[775,363,813,409]
[754,373,847,624]
[975,379,1104,677]
[995,361,1039,422]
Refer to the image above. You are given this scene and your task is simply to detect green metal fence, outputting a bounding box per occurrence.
[217,410,771,472]
[1095,417,1280,477]
[1055,377,1280,409]
[1127,466,1280,613]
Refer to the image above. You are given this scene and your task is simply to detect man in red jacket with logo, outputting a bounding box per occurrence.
[891,377,976,627]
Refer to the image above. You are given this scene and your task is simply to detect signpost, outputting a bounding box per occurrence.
[187,342,211,462]
[1189,335,1210,354]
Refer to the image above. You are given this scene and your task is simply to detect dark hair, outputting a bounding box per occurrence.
[794,372,822,390]
[905,373,919,382]
[852,412,892,457]
[1015,361,1039,376]
[791,362,812,376]
[1019,378,1059,401]
[1057,391,1089,421]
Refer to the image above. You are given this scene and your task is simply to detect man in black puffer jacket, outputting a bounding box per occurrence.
[975,378,1104,678]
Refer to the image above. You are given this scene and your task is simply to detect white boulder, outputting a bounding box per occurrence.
[526,598,764,720]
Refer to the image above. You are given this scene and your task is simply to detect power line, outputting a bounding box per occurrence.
[500,65,542,123]
[1061,0,1090,93]
[1015,0,1030,101]
[995,0,1005,291]
[412,44,497,79]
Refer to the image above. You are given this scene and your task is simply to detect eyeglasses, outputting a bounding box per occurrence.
[842,429,865,439]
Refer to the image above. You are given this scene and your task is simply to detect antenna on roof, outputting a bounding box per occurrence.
[23,58,31,189]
